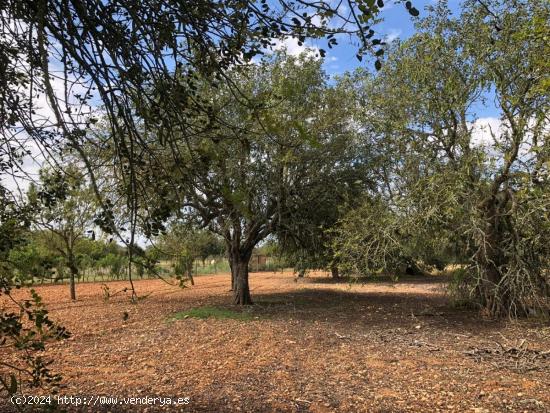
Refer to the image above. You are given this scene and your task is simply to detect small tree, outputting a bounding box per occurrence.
[155,225,223,286]
[174,253,195,286]
[29,164,96,300]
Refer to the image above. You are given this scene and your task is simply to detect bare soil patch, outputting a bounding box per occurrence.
[2,272,549,412]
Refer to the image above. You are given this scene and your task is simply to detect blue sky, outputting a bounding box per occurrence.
[321,0,438,75]
[303,0,501,119]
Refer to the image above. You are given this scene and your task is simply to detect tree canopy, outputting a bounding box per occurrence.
[332,0,550,316]
[86,52,373,303]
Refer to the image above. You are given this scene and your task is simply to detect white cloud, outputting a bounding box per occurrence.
[270,37,341,66]
[381,0,398,10]
[1,57,96,196]
[469,116,549,166]
[470,117,504,147]
[385,29,402,43]
[272,37,321,59]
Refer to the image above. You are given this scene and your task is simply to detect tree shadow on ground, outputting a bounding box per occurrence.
[301,274,450,286]
[234,288,503,333]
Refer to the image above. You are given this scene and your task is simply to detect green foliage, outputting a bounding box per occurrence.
[28,164,97,298]
[446,267,479,310]
[153,226,224,261]
[332,198,408,277]
[98,253,128,278]
[6,230,131,283]
[8,241,57,282]
[1,189,70,399]
[332,0,550,317]
[155,225,224,285]
[193,259,231,275]
[174,255,193,277]
[1,0,398,302]
[107,51,370,303]
[0,0,404,395]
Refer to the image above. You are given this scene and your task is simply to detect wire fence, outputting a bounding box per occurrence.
[31,255,287,285]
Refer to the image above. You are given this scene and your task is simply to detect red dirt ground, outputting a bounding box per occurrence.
[1,271,549,412]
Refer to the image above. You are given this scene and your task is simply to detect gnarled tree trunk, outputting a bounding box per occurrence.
[476,190,513,316]
[224,220,268,304]
[229,249,253,305]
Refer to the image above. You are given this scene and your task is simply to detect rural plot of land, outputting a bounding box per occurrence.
[1,272,549,412]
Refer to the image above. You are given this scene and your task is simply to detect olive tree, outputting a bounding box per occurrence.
[93,52,369,304]
[333,0,550,316]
